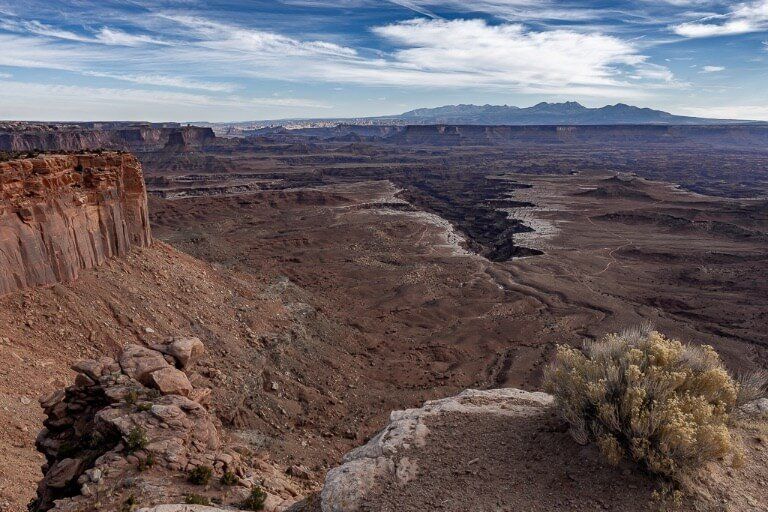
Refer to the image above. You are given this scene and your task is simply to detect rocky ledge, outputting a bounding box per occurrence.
[33,338,302,512]
[292,388,768,512]
[0,152,151,296]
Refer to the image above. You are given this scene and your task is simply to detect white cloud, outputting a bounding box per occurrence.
[672,0,768,37]
[387,0,604,22]
[701,65,725,72]
[0,80,330,121]
[0,34,84,70]
[92,27,168,46]
[0,19,92,43]
[0,13,677,104]
[82,71,237,92]
[0,18,168,46]
[678,104,768,121]
[161,15,358,57]
[366,18,659,92]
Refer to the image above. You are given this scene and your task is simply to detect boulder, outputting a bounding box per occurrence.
[70,359,105,381]
[742,398,768,416]
[119,344,171,385]
[44,458,84,489]
[150,367,193,396]
[153,337,205,369]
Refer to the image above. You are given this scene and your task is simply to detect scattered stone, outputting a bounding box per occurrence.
[287,465,312,480]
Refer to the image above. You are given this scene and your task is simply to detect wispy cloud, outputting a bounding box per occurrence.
[0,18,168,46]
[11,2,758,120]
[82,71,237,92]
[387,0,607,23]
[365,18,668,93]
[0,13,679,99]
[672,0,768,37]
[388,0,439,18]
[0,80,330,121]
[160,15,359,57]
[678,104,768,121]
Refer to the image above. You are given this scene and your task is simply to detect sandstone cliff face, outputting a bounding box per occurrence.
[0,152,151,295]
[0,125,215,152]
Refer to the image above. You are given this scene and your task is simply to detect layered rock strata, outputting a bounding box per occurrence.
[0,152,151,295]
[0,124,215,152]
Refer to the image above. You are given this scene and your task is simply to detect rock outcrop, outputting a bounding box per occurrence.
[32,339,302,512]
[0,152,151,295]
[303,388,768,512]
[0,123,215,152]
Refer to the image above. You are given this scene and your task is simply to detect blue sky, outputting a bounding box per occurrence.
[0,0,766,121]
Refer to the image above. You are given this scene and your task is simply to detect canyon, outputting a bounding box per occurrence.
[0,122,767,511]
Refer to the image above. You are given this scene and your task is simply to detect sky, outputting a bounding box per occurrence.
[0,0,767,122]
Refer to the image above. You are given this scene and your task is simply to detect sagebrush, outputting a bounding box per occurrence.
[544,326,751,478]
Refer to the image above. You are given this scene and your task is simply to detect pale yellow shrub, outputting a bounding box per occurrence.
[544,326,740,478]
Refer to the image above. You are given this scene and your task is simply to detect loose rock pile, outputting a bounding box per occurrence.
[32,338,301,511]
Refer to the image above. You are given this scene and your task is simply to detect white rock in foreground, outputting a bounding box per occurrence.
[320,388,553,512]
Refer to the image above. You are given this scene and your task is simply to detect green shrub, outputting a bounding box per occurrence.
[136,402,153,412]
[185,494,211,505]
[120,495,137,512]
[241,486,267,510]
[544,326,739,478]
[124,389,139,405]
[125,426,148,453]
[188,465,212,485]
[220,470,238,486]
[137,452,155,472]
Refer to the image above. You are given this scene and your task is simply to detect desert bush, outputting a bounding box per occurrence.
[220,470,238,486]
[544,326,740,478]
[137,452,156,472]
[120,495,137,512]
[735,368,768,405]
[184,494,211,505]
[188,465,213,485]
[240,486,267,511]
[125,426,148,453]
[136,402,153,412]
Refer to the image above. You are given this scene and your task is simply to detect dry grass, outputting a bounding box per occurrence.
[544,326,745,479]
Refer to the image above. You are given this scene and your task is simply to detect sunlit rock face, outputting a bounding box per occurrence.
[0,152,151,295]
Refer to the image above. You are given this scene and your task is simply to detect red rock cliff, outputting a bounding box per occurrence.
[0,152,151,295]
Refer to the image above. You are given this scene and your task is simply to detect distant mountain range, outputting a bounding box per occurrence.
[381,102,757,126]
[204,102,762,130]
